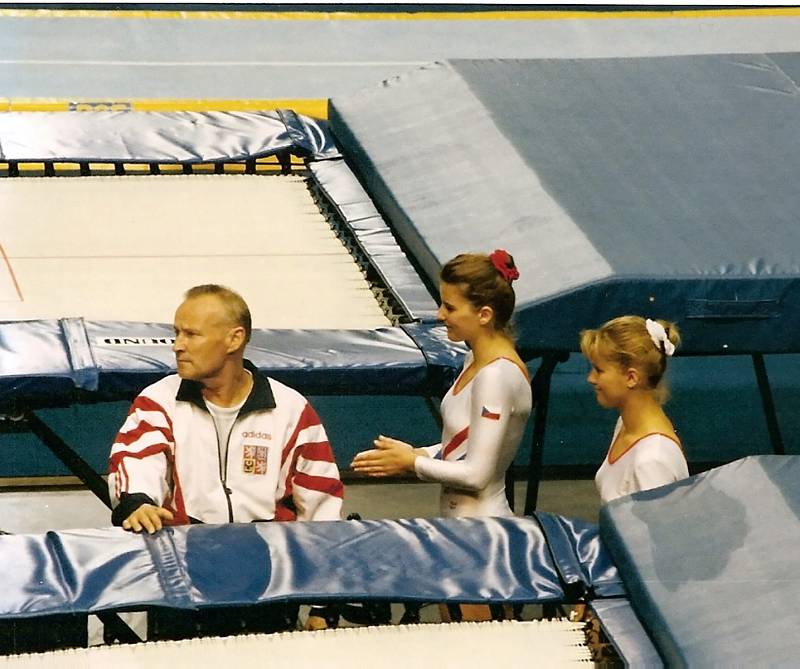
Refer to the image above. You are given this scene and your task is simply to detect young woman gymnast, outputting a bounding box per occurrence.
[580,315,689,504]
[351,249,532,519]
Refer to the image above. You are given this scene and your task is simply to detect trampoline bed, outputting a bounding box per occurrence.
[3,53,800,666]
[1,174,389,328]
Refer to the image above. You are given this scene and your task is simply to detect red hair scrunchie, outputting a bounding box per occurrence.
[489,249,520,284]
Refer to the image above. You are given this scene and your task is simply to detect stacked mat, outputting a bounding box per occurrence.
[601,455,800,666]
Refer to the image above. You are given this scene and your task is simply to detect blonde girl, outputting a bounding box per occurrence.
[581,316,689,504]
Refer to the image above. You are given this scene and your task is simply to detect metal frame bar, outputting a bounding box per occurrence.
[752,353,785,455]
[524,352,569,515]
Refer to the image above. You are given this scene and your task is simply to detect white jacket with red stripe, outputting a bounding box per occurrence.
[108,360,343,525]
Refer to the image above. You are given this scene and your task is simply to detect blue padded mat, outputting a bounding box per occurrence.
[330,55,800,354]
[0,515,622,619]
[600,455,800,667]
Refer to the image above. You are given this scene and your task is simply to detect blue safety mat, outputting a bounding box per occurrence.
[0,514,621,618]
[329,55,800,354]
[591,599,663,668]
[0,109,450,410]
[536,512,625,599]
[0,320,465,409]
[309,159,439,322]
[600,455,800,667]
[0,109,338,163]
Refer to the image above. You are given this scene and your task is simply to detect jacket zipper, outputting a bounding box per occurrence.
[212,415,237,523]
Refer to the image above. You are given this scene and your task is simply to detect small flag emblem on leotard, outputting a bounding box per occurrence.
[481,406,501,420]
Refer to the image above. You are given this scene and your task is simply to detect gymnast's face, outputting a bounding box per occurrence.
[437,281,484,343]
[586,353,632,409]
[172,295,240,383]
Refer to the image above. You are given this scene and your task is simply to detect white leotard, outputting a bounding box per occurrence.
[415,351,532,517]
[595,417,689,504]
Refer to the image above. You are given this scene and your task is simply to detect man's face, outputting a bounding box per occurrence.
[172,295,237,382]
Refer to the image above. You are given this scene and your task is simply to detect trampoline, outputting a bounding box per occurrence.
[0,109,463,510]
[1,174,388,328]
[2,51,800,665]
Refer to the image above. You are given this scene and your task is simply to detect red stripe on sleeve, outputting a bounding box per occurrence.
[115,420,173,447]
[279,402,334,516]
[442,427,469,460]
[109,443,170,473]
[164,466,189,525]
[129,396,174,431]
[281,402,323,465]
[297,440,335,463]
[293,472,344,499]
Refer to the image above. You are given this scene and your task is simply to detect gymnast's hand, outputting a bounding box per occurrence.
[350,436,420,477]
[122,504,174,534]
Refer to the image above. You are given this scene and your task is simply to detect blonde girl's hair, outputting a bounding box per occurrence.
[440,251,518,334]
[580,315,681,403]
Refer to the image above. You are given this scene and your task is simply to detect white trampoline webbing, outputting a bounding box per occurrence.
[0,175,390,328]
[0,620,590,668]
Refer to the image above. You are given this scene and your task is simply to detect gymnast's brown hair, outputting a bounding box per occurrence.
[440,250,519,334]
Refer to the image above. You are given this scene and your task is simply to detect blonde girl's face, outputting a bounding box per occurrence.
[437,282,483,343]
[586,352,632,409]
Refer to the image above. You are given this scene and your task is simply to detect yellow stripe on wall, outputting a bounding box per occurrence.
[0,98,329,118]
[1,7,799,21]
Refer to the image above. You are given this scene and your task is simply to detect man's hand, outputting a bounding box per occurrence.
[304,614,328,631]
[122,504,174,534]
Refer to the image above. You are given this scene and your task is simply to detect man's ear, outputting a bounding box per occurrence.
[478,305,495,327]
[626,367,641,389]
[227,326,246,353]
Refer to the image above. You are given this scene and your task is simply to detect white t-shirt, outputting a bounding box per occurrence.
[205,396,247,479]
[415,352,532,518]
[595,417,689,504]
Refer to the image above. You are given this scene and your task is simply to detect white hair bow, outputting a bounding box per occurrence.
[645,318,675,357]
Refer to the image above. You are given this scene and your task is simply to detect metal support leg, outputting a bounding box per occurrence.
[752,353,785,455]
[524,352,568,516]
[505,466,516,511]
[22,411,143,644]
[423,395,444,431]
[24,410,112,509]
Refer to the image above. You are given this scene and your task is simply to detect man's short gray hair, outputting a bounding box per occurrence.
[184,284,252,343]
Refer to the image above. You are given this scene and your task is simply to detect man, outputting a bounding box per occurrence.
[108,284,343,532]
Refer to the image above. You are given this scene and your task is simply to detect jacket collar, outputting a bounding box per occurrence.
[175,359,276,414]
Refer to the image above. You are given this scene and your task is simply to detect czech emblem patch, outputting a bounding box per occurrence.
[243,444,268,475]
[481,406,501,421]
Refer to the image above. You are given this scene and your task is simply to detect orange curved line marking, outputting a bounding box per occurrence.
[0,243,23,302]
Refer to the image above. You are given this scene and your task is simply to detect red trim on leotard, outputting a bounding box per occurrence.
[607,432,683,465]
[452,356,530,396]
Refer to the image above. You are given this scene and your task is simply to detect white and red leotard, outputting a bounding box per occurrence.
[595,417,689,504]
[415,352,532,517]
